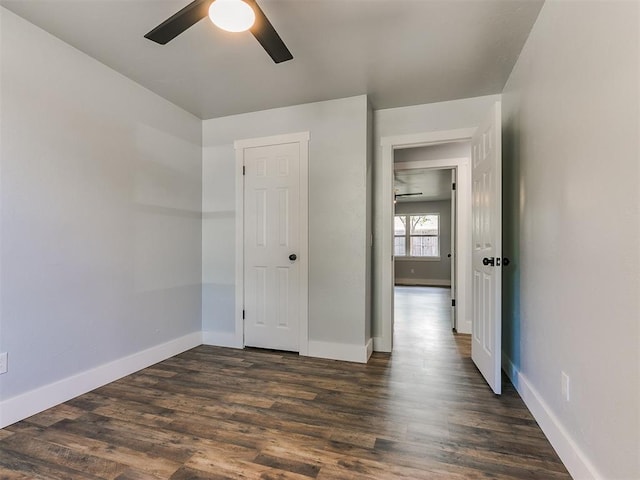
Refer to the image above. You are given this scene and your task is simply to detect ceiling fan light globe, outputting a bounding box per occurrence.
[208,0,256,33]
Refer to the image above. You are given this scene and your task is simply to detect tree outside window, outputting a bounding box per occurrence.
[394,214,439,258]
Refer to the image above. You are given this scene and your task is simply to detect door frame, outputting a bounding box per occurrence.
[379,128,476,352]
[394,159,471,332]
[234,131,310,354]
[450,168,457,330]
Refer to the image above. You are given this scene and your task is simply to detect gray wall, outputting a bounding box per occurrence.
[502,1,639,478]
[0,9,202,400]
[394,200,452,285]
[202,95,370,349]
[394,142,470,163]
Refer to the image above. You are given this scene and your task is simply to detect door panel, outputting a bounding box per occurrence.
[471,101,502,394]
[254,266,267,326]
[244,142,300,351]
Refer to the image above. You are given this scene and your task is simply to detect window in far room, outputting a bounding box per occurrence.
[394,214,439,258]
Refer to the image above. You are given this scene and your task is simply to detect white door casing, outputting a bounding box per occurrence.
[451,169,457,330]
[235,132,309,354]
[471,102,502,395]
[383,131,475,349]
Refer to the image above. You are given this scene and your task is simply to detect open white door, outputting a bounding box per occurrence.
[471,102,502,394]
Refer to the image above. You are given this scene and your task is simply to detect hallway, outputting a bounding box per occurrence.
[394,286,458,360]
[392,286,475,379]
[390,286,571,478]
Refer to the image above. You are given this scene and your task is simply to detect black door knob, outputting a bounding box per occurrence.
[289,254,297,261]
[482,257,495,266]
[503,257,510,267]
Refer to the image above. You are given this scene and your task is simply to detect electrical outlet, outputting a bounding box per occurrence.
[0,352,7,374]
[561,371,570,401]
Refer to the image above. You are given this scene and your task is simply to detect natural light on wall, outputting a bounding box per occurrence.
[208,0,256,33]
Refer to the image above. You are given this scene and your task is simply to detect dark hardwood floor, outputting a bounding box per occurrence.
[0,286,571,479]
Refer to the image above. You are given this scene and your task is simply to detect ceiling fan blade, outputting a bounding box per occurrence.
[145,0,213,45]
[246,0,293,63]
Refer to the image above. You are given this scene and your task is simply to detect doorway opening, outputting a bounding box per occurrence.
[392,143,470,349]
[379,102,502,394]
[393,162,458,335]
[379,127,476,353]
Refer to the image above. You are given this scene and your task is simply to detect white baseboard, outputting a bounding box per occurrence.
[502,352,518,385]
[0,332,202,429]
[202,330,243,349]
[202,331,373,363]
[456,319,472,335]
[395,278,451,287]
[365,338,373,361]
[502,353,602,480]
[307,339,372,363]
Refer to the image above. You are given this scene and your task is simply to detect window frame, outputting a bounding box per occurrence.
[394,213,441,261]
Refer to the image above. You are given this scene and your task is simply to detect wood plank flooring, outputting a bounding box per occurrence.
[0,286,571,479]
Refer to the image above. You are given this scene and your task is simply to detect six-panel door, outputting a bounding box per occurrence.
[243,142,301,351]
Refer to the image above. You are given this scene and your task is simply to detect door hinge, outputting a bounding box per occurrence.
[451,299,456,307]
[242,309,245,319]
[242,166,246,175]
[452,182,456,190]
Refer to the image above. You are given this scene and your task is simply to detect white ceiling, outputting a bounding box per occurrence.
[394,141,470,202]
[0,0,543,120]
